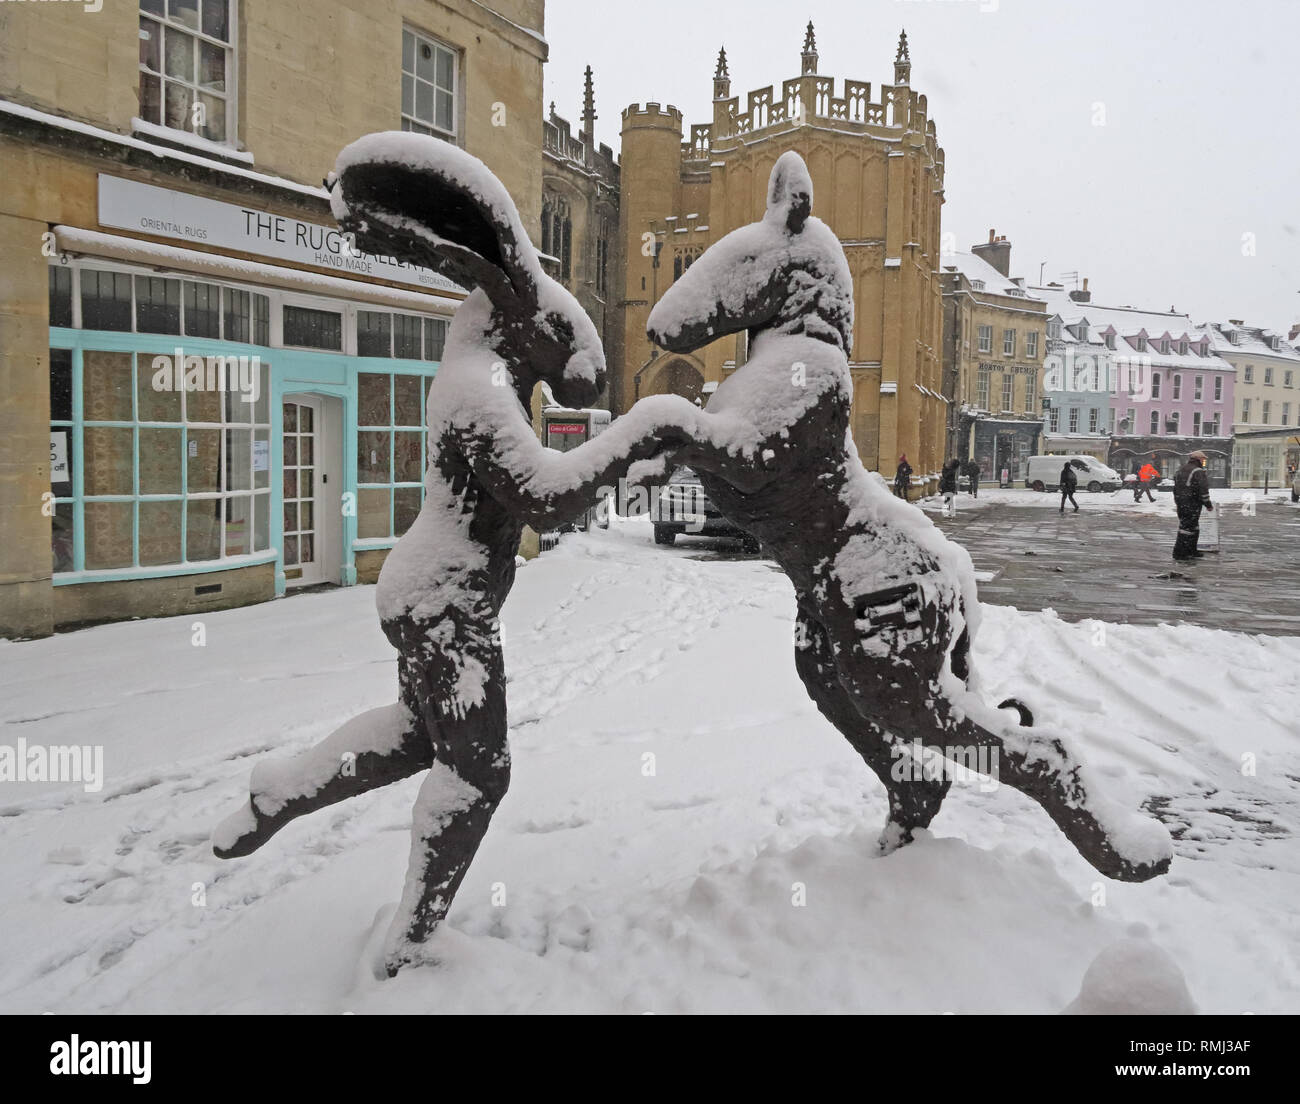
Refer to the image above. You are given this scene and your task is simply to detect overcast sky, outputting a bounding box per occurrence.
[544,0,1300,331]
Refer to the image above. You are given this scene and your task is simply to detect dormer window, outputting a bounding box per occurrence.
[1158,339,1169,354]
[1047,320,1062,340]
[1104,334,1116,350]
[970,279,985,291]
[1135,335,1147,352]
[1177,340,1187,355]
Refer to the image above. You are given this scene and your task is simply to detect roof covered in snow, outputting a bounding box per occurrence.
[1199,321,1300,363]
[1029,287,1234,372]
[942,252,1043,303]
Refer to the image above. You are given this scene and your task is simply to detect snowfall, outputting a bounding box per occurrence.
[1,510,1297,1014]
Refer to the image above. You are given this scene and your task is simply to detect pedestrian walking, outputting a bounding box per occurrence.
[1172,449,1214,560]
[964,458,981,497]
[894,454,912,500]
[1134,461,1159,503]
[940,458,961,517]
[1059,461,1079,513]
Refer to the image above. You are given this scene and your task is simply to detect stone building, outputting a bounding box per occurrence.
[1034,282,1114,460]
[1200,320,1300,486]
[542,67,620,381]
[616,27,948,495]
[0,0,547,638]
[940,234,1047,481]
[1051,301,1236,485]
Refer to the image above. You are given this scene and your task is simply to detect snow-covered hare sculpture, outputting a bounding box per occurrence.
[213,134,701,975]
[648,152,1172,882]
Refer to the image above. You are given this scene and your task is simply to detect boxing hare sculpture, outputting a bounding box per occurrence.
[647,152,1172,883]
[214,134,700,974]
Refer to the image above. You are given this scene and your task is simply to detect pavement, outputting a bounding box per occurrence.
[932,495,1300,636]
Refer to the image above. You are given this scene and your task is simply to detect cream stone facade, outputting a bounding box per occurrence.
[615,27,948,494]
[0,0,546,638]
[941,237,1047,481]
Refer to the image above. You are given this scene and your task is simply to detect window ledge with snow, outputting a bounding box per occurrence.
[131,117,255,165]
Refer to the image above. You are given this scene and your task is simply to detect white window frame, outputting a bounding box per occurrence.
[1262,400,1271,425]
[1194,376,1203,401]
[137,0,238,146]
[1025,331,1038,358]
[1001,373,1014,413]
[1150,409,1161,435]
[1214,376,1223,401]
[977,325,992,354]
[1003,328,1016,357]
[1068,407,1079,433]
[402,26,460,141]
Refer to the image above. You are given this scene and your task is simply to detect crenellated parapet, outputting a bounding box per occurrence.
[679,29,943,188]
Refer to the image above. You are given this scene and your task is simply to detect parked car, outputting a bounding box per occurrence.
[1024,455,1122,493]
[654,467,758,550]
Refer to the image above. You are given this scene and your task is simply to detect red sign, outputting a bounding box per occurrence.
[547,423,586,434]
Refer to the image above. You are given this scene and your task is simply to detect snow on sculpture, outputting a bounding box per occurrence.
[647,151,1173,881]
[212,140,1169,982]
[212,134,703,976]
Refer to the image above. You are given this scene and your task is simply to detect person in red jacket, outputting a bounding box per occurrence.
[1134,461,1159,502]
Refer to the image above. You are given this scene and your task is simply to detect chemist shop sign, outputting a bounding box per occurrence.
[97,175,459,294]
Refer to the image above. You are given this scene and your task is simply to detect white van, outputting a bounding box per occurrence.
[1024,455,1122,493]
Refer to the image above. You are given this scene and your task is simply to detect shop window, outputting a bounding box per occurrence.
[394,314,422,359]
[50,347,73,423]
[50,348,75,574]
[358,310,448,360]
[356,369,436,539]
[135,276,181,334]
[57,348,271,575]
[138,0,234,144]
[184,281,221,337]
[401,27,458,140]
[81,269,133,331]
[424,318,447,362]
[283,305,342,351]
[358,311,392,358]
[222,288,269,345]
[49,266,73,328]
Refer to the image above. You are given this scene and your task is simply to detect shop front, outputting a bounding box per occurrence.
[970,417,1042,484]
[1,125,462,635]
[47,254,454,625]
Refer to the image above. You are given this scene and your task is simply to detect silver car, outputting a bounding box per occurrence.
[654,467,758,550]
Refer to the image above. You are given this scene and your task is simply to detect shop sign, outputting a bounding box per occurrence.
[97,175,459,295]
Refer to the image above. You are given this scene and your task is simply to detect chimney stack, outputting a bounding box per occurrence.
[1069,276,1091,304]
[971,228,1012,277]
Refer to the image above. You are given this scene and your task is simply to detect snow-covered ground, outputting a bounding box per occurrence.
[1,516,1297,1013]
[921,485,1296,516]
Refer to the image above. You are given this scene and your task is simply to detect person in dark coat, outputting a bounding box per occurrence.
[1173,450,1214,560]
[939,458,961,516]
[1059,461,1079,513]
[964,458,981,497]
[894,454,913,499]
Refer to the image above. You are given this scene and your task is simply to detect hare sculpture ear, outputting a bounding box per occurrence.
[330,133,539,303]
[766,151,813,234]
